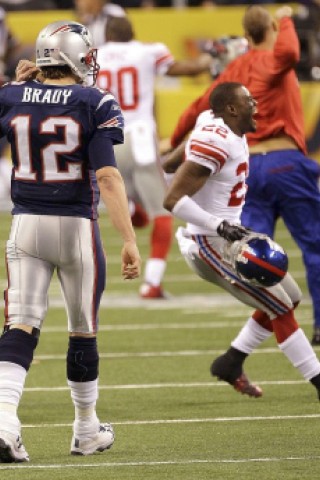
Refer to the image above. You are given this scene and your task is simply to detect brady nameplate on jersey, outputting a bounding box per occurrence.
[21,86,73,104]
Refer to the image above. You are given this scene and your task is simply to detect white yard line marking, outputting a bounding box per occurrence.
[37,315,312,333]
[12,412,320,428]
[1,455,320,470]
[24,379,308,392]
[33,347,319,362]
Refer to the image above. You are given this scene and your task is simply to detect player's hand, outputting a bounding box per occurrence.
[217,220,250,242]
[275,6,293,20]
[15,60,42,82]
[121,241,141,280]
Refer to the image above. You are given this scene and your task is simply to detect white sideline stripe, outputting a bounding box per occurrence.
[24,379,307,392]
[1,455,320,471]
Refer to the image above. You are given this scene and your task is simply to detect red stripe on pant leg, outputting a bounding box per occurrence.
[272,310,299,343]
[252,309,273,332]
[4,252,10,328]
[150,216,173,259]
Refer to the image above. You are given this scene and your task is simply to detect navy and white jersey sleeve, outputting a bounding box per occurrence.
[88,88,124,172]
[0,81,124,219]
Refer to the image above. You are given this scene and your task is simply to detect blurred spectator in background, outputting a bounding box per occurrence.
[0,0,56,9]
[74,0,126,47]
[293,0,320,80]
[0,6,33,207]
[54,0,74,7]
[0,7,33,79]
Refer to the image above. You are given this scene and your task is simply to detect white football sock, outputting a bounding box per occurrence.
[231,317,273,354]
[144,258,166,286]
[279,328,320,380]
[0,362,27,434]
[0,362,27,409]
[68,379,99,436]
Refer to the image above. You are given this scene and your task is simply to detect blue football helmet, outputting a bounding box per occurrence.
[227,233,288,287]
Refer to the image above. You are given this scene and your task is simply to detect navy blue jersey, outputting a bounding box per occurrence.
[0,80,124,219]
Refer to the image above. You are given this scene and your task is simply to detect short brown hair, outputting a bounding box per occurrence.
[242,6,272,45]
[41,65,75,80]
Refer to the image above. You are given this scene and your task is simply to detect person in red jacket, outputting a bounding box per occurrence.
[168,5,320,344]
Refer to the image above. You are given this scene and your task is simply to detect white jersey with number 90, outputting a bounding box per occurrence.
[96,40,174,129]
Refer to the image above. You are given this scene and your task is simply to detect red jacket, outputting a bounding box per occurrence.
[171,18,306,154]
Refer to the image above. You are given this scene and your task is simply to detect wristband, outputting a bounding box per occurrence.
[172,195,223,233]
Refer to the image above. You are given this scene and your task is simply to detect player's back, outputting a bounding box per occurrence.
[97,40,173,128]
[0,80,123,219]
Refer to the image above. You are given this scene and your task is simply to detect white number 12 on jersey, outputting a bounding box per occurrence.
[11,115,83,182]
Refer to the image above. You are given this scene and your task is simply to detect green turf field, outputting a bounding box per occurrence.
[0,211,319,480]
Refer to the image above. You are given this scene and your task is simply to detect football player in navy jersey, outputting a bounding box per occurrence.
[0,20,141,462]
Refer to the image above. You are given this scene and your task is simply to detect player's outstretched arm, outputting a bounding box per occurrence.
[166,53,214,76]
[96,166,141,280]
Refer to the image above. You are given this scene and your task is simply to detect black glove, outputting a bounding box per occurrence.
[217,220,250,242]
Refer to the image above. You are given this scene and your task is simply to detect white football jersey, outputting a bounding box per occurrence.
[96,40,175,129]
[185,110,249,235]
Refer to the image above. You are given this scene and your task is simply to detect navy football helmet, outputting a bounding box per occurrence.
[227,233,288,287]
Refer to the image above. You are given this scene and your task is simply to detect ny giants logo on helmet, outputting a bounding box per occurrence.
[229,233,289,287]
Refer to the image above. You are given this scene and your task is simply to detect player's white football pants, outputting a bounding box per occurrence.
[4,214,106,333]
[176,227,302,319]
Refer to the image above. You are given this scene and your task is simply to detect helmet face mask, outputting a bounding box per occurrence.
[224,233,289,287]
[36,21,100,84]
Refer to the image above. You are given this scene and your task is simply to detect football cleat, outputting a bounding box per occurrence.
[211,353,262,398]
[0,431,30,463]
[139,283,168,299]
[232,373,263,398]
[70,423,115,456]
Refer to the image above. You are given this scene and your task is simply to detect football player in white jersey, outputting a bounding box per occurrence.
[164,82,320,400]
[96,16,213,298]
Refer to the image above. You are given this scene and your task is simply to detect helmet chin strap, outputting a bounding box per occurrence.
[59,50,85,83]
